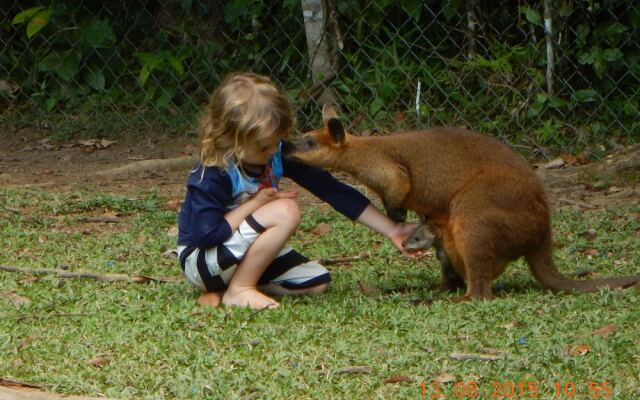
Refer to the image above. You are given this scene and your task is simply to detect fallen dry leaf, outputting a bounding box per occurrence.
[99,139,116,149]
[607,186,623,193]
[502,320,521,329]
[78,139,116,150]
[560,153,579,165]
[18,276,40,285]
[162,248,178,258]
[432,372,456,383]
[385,375,415,384]
[358,280,380,296]
[593,324,617,338]
[578,229,598,242]
[312,223,331,236]
[565,344,591,356]
[540,158,565,169]
[78,139,98,147]
[87,357,112,367]
[583,248,600,257]
[164,198,182,210]
[0,291,31,307]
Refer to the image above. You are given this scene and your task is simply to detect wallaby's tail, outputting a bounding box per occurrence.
[526,243,640,293]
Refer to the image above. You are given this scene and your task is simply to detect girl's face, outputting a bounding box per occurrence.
[241,133,281,165]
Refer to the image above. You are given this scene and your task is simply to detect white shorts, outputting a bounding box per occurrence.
[177,215,330,292]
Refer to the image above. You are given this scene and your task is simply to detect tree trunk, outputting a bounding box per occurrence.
[544,0,555,96]
[466,0,478,60]
[301,0,338,106]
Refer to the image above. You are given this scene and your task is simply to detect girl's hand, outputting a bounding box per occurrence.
[389,222,424,258]
[252,188,298,206]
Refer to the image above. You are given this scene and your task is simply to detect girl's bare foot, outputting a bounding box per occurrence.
[222,287,279,310]
[197,291,222,307]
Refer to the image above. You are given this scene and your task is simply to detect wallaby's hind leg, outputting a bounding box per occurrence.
[447,218,501,301]
[463,259,495,300]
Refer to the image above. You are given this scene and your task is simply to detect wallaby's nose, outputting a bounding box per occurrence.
[281,140,294,156]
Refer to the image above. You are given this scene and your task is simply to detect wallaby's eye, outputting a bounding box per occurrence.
[304,137,315,148]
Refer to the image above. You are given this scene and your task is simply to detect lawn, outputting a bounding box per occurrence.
[1,188,639,399]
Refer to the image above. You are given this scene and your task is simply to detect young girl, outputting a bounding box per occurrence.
[177,72,419,310]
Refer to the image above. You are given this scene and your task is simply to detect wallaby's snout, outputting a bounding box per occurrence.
[281,135,319,160]
[281,140,295,157]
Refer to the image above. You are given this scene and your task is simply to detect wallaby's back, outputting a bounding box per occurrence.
[371,128,545,220]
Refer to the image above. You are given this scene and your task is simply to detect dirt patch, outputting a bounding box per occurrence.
[1,132,638,211]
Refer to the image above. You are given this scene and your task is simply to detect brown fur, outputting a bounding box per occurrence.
[283,105,640,300]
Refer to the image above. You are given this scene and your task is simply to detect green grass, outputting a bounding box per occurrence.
[1,189,639,399]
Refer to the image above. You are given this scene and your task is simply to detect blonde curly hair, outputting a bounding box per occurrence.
[199,72,293,168]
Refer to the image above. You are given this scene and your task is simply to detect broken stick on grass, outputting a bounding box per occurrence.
[449,352,504,361]
[317,254,370,265]
[0,265,183,283]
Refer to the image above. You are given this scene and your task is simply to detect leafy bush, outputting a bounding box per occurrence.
[1,0,638,151]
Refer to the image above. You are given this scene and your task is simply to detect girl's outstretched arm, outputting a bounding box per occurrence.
[356,204,422,257]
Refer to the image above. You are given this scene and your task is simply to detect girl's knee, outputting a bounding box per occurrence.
[253,198,300,231]
[272,198,301,227]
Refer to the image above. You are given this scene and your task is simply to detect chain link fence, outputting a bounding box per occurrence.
[1,1,638,157]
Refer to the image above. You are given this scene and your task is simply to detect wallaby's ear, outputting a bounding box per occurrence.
[322,103,339,126]
[327,118,345,145]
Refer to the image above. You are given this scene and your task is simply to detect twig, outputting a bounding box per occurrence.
[557,198,597,209]
[316,254,370,265]
[77,216,120,223]
[335,366,373,375]
[325,366,373,375]
[0,265,183,283]
[0,378,43,389]
[449,352,503,361]
[246,304,275,322]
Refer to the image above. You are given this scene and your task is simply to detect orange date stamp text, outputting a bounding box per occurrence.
[419,380,613,398]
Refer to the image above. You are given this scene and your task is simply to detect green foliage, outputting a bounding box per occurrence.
[1,0,639,150]
[12,6,52,38]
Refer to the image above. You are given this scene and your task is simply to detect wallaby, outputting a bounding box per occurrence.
[402,222,439,252]
[282,104,640,300]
